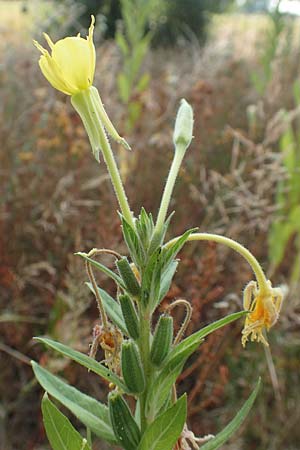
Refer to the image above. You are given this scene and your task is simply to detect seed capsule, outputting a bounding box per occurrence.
[119,294,140,340]
[108,391,141,450]
[121,340,145,394]
[150,314,173,367]
[117,257,141,297]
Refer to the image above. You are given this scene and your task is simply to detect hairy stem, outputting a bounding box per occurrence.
[165,232,269,295]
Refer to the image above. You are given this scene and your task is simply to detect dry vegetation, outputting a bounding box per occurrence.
[1,2,300,449]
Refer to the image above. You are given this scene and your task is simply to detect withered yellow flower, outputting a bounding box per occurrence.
[34,16,95,95]
[241,280,283,347]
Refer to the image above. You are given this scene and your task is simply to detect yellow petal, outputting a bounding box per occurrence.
[52,36,95,92]
[43,32,54,50]
[38,54,76,95]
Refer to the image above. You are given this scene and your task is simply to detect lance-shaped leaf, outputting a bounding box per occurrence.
[146,340,200,419]
[169,311,248,362]
[75,252,125,289]
[156,260,178,308]
[121,216,145,268]
[86,282,128,335]
[34,337,127,391]
[32,362,116,443]
[138,395,187,450]
[200,378,261,450]
[162,228,198,268]
[41,393,91,450]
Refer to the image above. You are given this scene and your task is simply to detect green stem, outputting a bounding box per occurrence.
[138,309,151,433]
[90,101,134,229]
[72,88,135,229]
[165,232,269,295]
[154,145,185,235]
[86,427,92,447]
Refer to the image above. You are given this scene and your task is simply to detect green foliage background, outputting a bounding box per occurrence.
[60,0,235,43]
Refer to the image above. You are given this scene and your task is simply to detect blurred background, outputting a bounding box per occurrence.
[1,0,300,449]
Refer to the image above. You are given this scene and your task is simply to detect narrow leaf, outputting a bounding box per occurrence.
[162,228,198,267]
[138,395,187,450]
[146,341,200,418]
[86,282,128,335]
[34,337,127,391]
[169,311,248,362]
[42,393,91,450]
[200,378,261,450]
[32,362,116,443]
[157,260,178,305]
[75,252,125,289]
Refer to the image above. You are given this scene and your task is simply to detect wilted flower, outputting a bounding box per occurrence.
[34,16,95,95]
[242,280,283,347]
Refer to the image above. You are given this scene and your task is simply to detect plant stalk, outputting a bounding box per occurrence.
[154,145,186,235]
[165,232,269,295]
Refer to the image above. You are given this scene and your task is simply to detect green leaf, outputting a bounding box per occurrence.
[34,337,127,392]
[117,72,131,103]
[157,260,178,305]
[162,228,198,268]
[170,311,248,362]
[121,216,145,269]
[141,248,162,308]
[32,362,116,443]
[146,340,200,419]
[75,252,125,289]
[115,31,129,56]
[200,378,261,450]
[41,393,91,450]
[136,73,150,93]
[138,395,187,450]
[86,282,128,335]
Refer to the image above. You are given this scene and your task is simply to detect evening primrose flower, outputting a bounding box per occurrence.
[34,16,131,165]
[33,16,95,95]
[242,280,283,347]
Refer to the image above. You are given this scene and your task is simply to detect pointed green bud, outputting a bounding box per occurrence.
[121,340,145,394]
[108,391,141,450]
[173,99,194,152]
[119,294,140,340]
[150,314,173,367]
[116,257,141,297]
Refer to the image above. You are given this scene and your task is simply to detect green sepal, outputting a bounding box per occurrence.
[119,294,140,340]
[121,340,145,394]
[71,88,102,163]
[108,391,141,450]
[116,257,141,297]
[150,315,173,367]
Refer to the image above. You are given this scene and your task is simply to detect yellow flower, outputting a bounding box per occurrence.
[241,280,283,347]
[34,16,96,95]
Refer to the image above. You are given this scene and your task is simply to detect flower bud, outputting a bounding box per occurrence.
[108,391,141,450]
[121,340,145,394]
[116,257,141,298]
[173,99,194,152]
[119,294,140,340]
[150,314,173,366]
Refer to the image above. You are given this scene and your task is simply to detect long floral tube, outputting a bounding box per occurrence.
[164,232,283,346]
[165,232,268,293]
